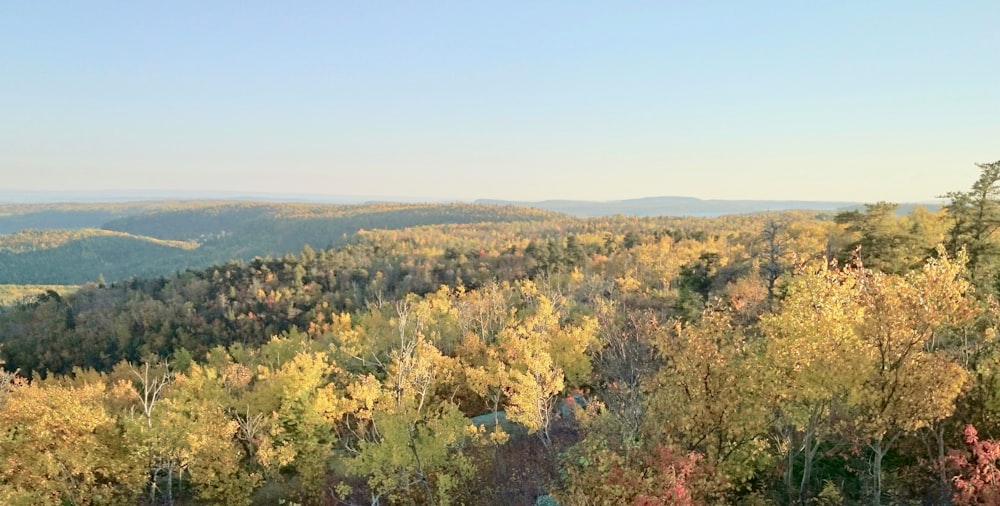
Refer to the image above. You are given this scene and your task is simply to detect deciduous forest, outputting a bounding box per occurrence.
[0,202,559,284]
[2,162,1000,505]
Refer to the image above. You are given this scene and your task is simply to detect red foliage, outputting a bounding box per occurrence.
[558,441,715,506]
[949,424,1000,505]
[613,446,701,506]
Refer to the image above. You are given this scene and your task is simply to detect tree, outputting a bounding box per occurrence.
[762,260,868,503]
[590,299,659,456]
[346,300,478,505]
[116,361,176,504]
[454,282,515,421]
[250,349,348,502]
[852,255,974,504]
[557,439,709,506]
[0,379,144,505]
[768,253,975,504]
[154,364,259,504]
[941,161,1000,290]
[835,202,922,274]
[497,285,595,448]
[644,305,773,493]
[758,219,787,305]
[498,297,565,448]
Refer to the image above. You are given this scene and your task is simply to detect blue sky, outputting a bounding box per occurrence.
[2,2,998,202]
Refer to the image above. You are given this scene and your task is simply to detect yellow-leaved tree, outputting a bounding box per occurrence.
[762,260,869,503]
[765,251,975,504]
[0,378,144,505]
[644,305,774,495]
[499,282,597,448]
[852,253,974,505]
[247,347,350,503]
[346,298,478,506]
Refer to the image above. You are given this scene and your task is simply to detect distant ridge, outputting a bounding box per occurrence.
[0,202,558,284]
[1,190,940,218]
[0,189,442,205]
[475,196,862,217]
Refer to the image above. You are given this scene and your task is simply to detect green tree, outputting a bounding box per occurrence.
[941,160,1000,291]
[835,202,921,274]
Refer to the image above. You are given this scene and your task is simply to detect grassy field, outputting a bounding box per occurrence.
[0,284,80,306]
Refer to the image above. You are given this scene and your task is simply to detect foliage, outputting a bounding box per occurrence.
[1,170,999,504]
[0,378,144,505]
[941,160,1000,294]
[644,305,774,493]
[558,437,711,506]
[0,202,562,284]
[948,424,1000,505]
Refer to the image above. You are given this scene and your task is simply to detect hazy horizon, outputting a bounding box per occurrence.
[4,2,997,203]
[0,187,949,207]
[0,185,965,206]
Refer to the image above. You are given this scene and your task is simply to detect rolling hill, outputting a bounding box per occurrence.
[0,202,562,284]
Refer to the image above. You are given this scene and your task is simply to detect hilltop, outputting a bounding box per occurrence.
[0,201,560,284]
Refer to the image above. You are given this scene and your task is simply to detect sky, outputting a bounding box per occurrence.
[2,2,998,203]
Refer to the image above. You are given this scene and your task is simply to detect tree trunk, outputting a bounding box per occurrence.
[799,428,817,504]
[783,428,795,502]
[167,465,174,505]
[932,423,952,505]
[871,442,885,506]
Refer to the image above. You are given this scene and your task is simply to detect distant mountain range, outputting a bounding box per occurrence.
[2,190,943,218]
[475,196,866,217]
[0,189,435,205]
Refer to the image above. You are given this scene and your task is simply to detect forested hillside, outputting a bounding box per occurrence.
[0,202,559,284]
[2,162,1000,505]
[0,202,170,233]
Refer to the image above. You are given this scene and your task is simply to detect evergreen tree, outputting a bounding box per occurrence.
[941,161,1000,291]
